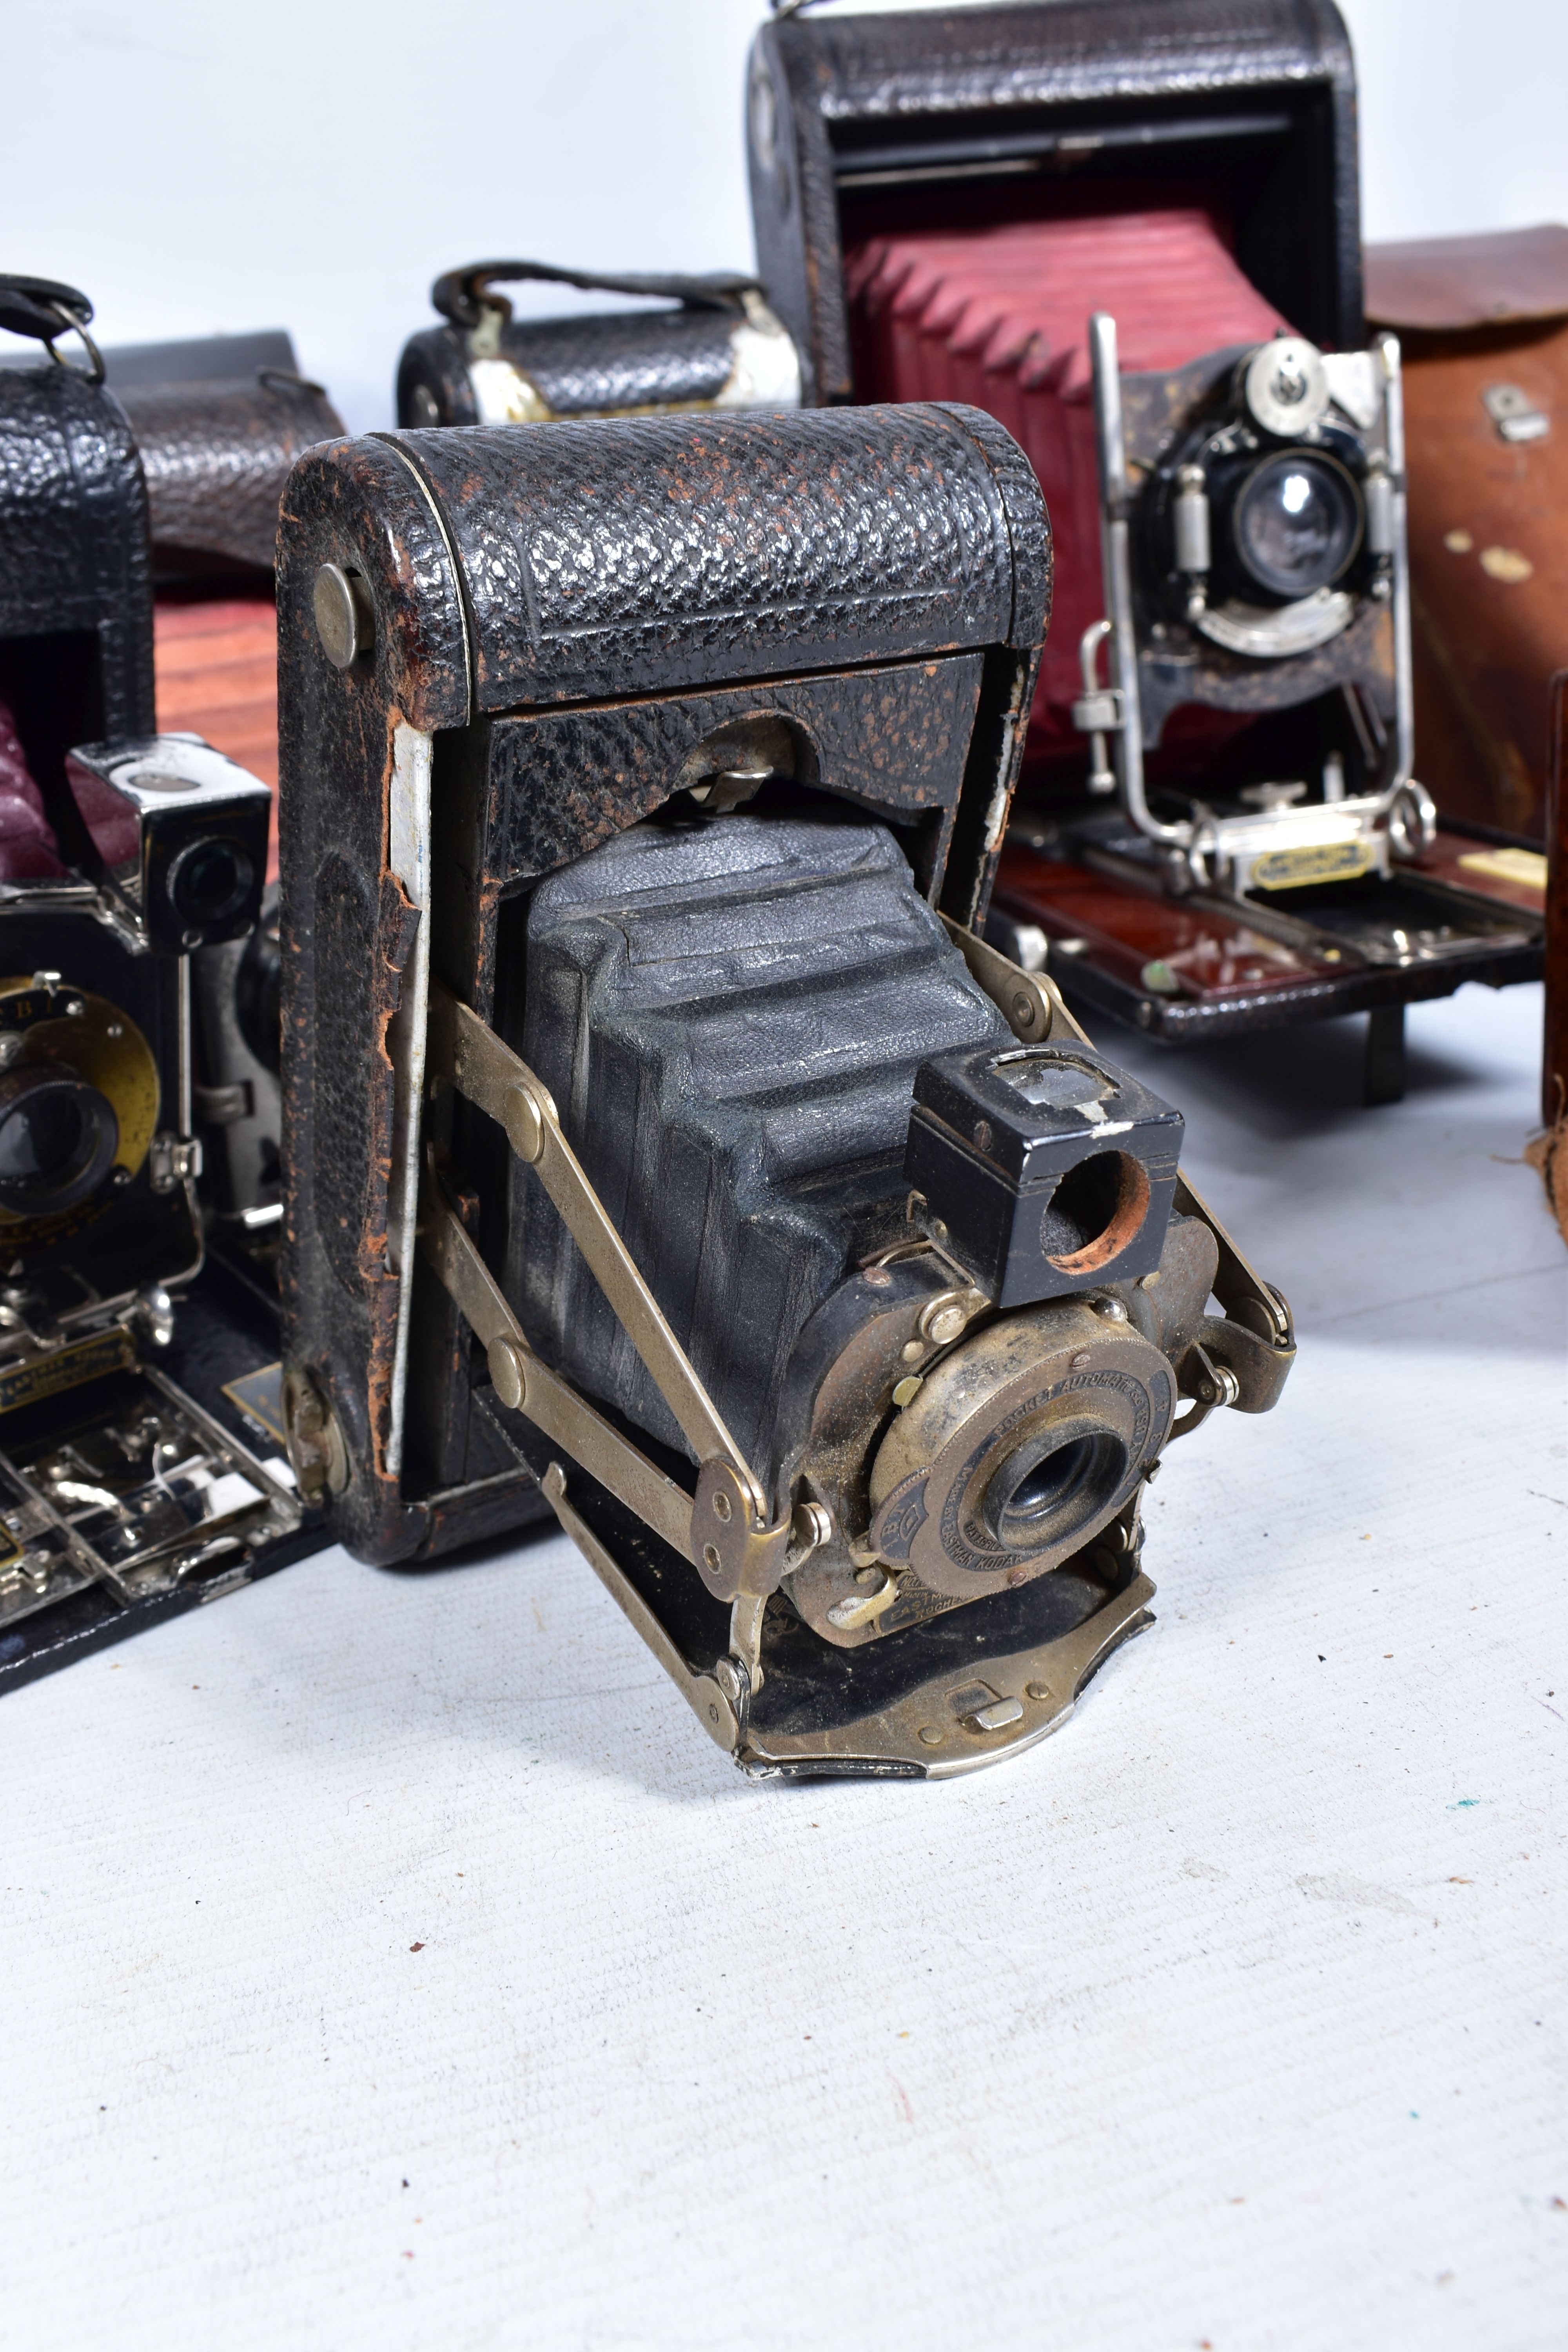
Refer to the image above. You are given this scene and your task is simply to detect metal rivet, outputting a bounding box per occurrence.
[900,1339,925,1364]
[313,563,372,668]
[918,1727,943,1746]
[791,1500,832,1552]
[487,1336,526,1412]
[1011,993,1035,1026]
[1094,1296,1129,1322]
[503,1084,544,1165]
[712,1491,732,1523]
[863,1265,893,1289]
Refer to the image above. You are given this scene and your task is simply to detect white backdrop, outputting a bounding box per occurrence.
[7,0,1568,432]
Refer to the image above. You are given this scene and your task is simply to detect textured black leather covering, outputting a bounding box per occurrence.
[278,403,1050,1564]
[748,0,1363,403]
[399,309,748,427]
[390,403,1048,708]
[0,362,155,739]
[116,373,345,577]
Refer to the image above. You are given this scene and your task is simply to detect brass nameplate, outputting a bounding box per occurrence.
[1252,839,1373,891]
[221,1361,287,1446]
[0,1327,138,1416]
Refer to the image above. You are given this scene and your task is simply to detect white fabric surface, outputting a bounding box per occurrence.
[2,980,1562,2351]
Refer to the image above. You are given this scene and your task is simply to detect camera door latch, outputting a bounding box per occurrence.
[422,984,797,1606]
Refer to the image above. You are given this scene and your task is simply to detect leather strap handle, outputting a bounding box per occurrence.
[430,258,761,331]
[0,274,103,381]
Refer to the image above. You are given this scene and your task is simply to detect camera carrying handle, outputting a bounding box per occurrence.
[0,274,103,382]
[431,260,764,332]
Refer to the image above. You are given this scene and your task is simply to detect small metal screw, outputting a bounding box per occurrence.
[1071,1350,1092,1369]
[702,1543,722,1574]
[712,1490,732,1523]
[1025,1681,1051,1702]
[1006,1565,1028,1587]
[973,1119,993,1152]
[863,1265,893,1289]
[1011,992,1035,1027]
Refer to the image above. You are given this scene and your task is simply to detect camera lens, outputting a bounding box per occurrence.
[1231,452,1362,602]
[0,1065,119,1216]
[984,1423,1129,1554]
[169,837,255,931]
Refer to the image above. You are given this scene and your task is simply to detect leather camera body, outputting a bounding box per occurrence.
[277,403,1296,1776]
[743,2,1542,1079]
[0,317,306,1686]
[277,403,1048,1570]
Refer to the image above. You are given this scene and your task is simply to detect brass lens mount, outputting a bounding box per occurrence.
[866,1301,1175,1602]
[0,978,159,1230]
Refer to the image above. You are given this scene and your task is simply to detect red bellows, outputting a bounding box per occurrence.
[846,210,1290,768]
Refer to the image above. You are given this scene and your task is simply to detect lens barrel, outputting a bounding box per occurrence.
[0,1064,120,1216]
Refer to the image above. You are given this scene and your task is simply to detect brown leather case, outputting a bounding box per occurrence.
[1367,225,1568,843]
[1546,670,1567,1131]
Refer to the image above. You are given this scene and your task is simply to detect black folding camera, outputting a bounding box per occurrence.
[277,400,1294,1776]
[0,277,307,1682]
[397,258,802,429]
[746,0,1543,1099]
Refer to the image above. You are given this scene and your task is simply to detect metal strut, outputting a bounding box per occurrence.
[419,983,796,1640]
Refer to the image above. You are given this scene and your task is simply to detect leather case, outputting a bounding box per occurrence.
[397,261,801,429]
[1366,225,1568,844]
[1546,670,1566,1134]
[107,334,344,581]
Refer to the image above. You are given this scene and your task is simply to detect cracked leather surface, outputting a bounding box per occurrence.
[749,0,1361,403]
[390,402,1048,711]
[118,374,345,576]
